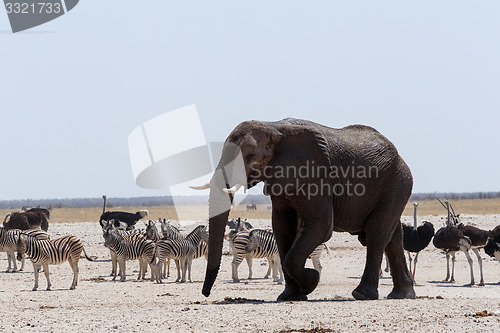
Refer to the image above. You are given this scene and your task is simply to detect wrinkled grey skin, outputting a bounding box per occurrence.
[202,118,415,301]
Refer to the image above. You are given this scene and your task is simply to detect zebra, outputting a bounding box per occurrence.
[228,228,276,283]
[159,219,208,279]
[102,221,146,278]
[16,233,93,291]
[103,222,155,282]
[153,225,208,283]
[0,228,49,272]
[244,229,283,283]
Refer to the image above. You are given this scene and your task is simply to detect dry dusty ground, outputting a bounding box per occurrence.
[1,215,500,332]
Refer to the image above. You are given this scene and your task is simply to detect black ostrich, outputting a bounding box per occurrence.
[99,195,148,230]
[402,202,435,280]
[484,225,500,283]
[433,199,478,285]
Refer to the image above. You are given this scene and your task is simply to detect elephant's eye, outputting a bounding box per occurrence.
[245,153,255,161]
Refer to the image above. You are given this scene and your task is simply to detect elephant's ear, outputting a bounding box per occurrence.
[276,126,330,166]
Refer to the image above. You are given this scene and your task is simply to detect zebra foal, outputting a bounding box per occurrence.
[102,221,146,278]
[159,219,208,280]
[153,225,208,283]
[103,222,155,282]
[1,228,49,272]
[244,229,283,283]
[16,233,93,291]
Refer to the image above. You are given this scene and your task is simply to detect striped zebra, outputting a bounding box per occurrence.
[228,228,276,283]
[159,219,208,279]
[16,233,93,291]
[244,229,283,283]
[153,225,208,283]
[102,221,146,278]
[0,228,49,272]
[103,222,155,282]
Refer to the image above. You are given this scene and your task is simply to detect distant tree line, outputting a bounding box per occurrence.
[0,192,498,210]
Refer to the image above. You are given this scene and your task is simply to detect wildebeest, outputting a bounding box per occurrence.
[22,206,51,220]
[3,212,49,231]
[246,204,257,212]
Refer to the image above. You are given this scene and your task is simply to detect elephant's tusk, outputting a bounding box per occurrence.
[223,184,242,194]
[189,183,210,190]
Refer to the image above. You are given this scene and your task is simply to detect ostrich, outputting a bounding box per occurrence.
[99,195,148,230]
[433,199,477,285]
[402,202,435,281]
[3,211,49,231]
[484,225,500,283]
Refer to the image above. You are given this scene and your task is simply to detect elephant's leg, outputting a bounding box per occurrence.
[383,222,415,299]
[272,204,304,301]
[280,198,333,301]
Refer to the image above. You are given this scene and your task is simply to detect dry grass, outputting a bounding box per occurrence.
[0,198,498,224]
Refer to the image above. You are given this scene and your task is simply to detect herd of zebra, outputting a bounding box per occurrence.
[0,206,328,292]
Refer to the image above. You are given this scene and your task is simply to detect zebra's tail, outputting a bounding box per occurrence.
[82,247,94,261]
[322,243,331,255]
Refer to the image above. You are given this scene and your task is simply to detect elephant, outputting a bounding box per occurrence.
[191,118,415,301]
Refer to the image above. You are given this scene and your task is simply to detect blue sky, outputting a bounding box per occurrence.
[0,1,499,200]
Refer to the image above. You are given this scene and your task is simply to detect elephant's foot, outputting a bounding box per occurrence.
[277,287,308,302]
[297,268,320,295]
[387,286,415,299]
[352,284,378,300]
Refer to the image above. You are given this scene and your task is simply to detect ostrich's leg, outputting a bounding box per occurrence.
[412,252,420,281]
[472,248,484,286]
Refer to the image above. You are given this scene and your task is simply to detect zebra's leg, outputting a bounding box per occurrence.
[231,253,243,282]
[42,263,51,291]
[276,256,284,284]
[180,258,187,283]
[20,255,25,271]
[118,258,126,282]
[6,251,14,272]
[472,248,484,286]
[149,256,155,281]
[271,257,279,282]
[68,257,79,290]
[110,249,117,276]
[187,256,193,283]
[32,263,41,291]
[247,256,253,280]
[138,259,146,280]
[264,258,272,279]
[162,258,170,278]
[311,252,323,277]
[175,259,181,282]
[156,258,163,283]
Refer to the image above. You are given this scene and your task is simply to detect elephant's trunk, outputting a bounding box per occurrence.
[202,141,244,297]
[202,182,232,297]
